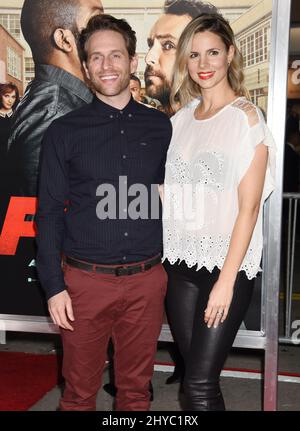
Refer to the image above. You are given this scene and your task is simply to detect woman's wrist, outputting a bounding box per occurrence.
[218,269,237,286]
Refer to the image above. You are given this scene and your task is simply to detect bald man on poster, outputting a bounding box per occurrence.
[7,0,104,197]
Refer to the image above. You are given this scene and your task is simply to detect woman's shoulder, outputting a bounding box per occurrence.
[171,98,200,124]
[230,97,265,128]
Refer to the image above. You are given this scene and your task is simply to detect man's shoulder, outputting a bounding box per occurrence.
[135,100,171,124]
[14,79,59,116]
[48,102,93,130]
[8,80,61,146]
[12,79,81,122]
[171,98,200,122]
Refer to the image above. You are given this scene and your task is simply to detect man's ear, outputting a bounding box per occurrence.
[130,54,138,74]
[83,61,90,80]
[53,28,75,53]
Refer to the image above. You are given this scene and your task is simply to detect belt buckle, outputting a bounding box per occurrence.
[115,266,127,276]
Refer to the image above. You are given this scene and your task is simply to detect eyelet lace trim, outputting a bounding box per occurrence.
[162,232,262,279]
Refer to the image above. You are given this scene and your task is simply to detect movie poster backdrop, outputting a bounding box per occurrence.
[0,0,272,329]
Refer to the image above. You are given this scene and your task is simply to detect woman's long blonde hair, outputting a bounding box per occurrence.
[170,13,250,110]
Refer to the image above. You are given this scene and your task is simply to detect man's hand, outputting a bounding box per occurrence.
[48,290,75,331]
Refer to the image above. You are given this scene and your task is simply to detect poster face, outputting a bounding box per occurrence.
[0,0,272,324]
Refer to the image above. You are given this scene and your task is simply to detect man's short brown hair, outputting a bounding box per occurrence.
[79,14,136,63]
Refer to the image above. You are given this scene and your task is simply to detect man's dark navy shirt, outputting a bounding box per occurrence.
[36,96,172,300]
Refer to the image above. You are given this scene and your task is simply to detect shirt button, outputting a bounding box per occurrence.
[122,154,127,159]
[110,114,114,119]
[128,113,132,118]
[121,130,125,134]
[124,232,128,237]
[123,256,127,261]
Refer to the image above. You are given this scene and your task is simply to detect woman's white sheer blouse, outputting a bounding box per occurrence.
[162,97,276,279]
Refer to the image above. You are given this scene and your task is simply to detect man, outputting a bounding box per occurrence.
[130,74,162,109]
[145,0,218,115]
[129,74,143,102]
[7,0,104,196]
[36,14,172,411]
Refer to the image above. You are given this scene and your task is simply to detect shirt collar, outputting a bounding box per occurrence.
[0,110,13,118]
[91,94,137,115]
[35,64,92,103]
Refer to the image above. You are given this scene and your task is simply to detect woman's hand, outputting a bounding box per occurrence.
[204,278,235,328]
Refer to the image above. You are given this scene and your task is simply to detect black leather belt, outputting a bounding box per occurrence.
[65,254,161,276]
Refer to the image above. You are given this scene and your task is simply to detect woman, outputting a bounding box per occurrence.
[0,82,19,160]
[162,14,275,411]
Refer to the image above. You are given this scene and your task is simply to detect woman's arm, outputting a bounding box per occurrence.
[158,184,164,203]
[204,143,268,328]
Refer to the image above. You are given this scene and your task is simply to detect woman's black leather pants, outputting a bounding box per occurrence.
[164,260,254,411]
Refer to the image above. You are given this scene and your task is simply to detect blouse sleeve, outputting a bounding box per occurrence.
[236,106,276,201]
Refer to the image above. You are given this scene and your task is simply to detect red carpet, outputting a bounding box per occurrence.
[0,351,62,411]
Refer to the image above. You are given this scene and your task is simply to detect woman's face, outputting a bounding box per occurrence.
[187,31,234,93]
[1,90,17,111]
